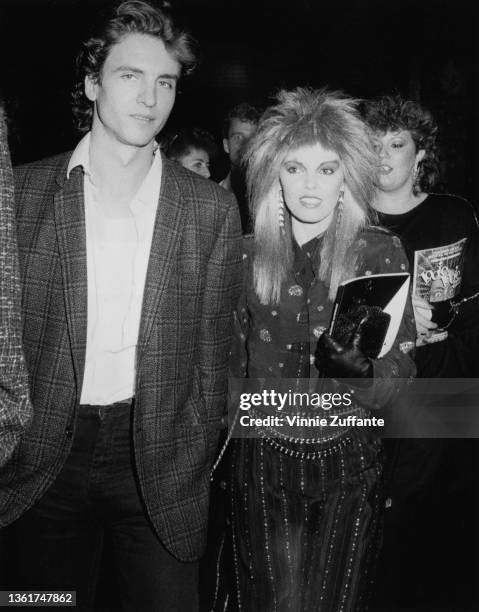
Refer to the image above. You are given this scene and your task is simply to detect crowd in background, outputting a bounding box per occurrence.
[1,1,478,611]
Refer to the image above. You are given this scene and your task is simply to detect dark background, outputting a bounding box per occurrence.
[1,0,478,200]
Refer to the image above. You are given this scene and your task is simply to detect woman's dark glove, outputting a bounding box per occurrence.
[315,316,373,385]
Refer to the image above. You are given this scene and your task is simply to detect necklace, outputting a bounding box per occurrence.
[445,290,479,329]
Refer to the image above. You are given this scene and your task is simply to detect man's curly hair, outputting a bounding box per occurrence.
[71,0,198,134]
[361,95,440,193]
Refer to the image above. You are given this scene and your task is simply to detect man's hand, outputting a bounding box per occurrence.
[316,316,373,383]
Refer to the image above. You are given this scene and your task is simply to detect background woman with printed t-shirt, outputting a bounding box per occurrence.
[363,95,479,378]
[363,95,479,611]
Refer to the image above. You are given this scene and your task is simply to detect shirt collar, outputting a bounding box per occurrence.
[66,132,162,214]
[294,234,322,255]
[67,132,92,180]
[133,145,161,211]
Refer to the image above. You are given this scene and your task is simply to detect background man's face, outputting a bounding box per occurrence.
[85,32,181,149]
[223,118,256,167]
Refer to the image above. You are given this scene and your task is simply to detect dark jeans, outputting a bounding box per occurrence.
[3,402,198,611]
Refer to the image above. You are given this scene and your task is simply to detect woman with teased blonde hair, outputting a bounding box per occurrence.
[247,87,377,304]
[224,88,416,611]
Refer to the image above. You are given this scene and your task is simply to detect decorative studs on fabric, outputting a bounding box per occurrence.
[313,326,326,339]
[288,285,303,297]
[259,329,272,342]
[399,341,415,354]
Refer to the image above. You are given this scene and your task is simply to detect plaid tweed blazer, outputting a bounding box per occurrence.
[0,151,242,562]
[0,118,31,468]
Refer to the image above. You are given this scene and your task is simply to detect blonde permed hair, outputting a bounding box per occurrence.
[244,87,378,304]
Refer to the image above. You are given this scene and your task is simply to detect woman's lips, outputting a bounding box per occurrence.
[300,196,322,207]
[131,114,154,122]
[379,165,393,175]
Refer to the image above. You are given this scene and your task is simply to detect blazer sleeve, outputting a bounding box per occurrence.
[199,192,242,449]
[0,117,32,467]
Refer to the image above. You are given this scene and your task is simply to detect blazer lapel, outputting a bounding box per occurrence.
[136,159,185,367]
[53,165,88,391]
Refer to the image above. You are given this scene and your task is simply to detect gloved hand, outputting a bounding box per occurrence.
[315,316,373,384]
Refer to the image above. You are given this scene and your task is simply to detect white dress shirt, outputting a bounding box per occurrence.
[67,133,162,405]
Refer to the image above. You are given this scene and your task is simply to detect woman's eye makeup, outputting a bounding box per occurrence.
[320,166,335,175]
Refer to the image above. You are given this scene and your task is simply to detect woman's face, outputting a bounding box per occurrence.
[178,147,211,178]
[279,142,344,233]
[372,130,425,193]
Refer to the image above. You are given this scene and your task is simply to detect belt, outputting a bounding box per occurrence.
[80,397,134,409]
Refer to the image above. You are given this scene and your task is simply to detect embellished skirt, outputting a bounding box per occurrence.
[228,433,383,612]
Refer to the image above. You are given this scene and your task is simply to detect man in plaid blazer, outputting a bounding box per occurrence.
[0,108,32,467]
[1,2,242,609]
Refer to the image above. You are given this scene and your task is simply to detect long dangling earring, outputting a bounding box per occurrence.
[279,188,286,235]
[336,186,344,221]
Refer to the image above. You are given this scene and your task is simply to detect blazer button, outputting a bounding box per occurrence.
[65,427,73,439]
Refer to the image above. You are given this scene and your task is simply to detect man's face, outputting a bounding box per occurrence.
[223,119,256,167]
[85,33,181,150]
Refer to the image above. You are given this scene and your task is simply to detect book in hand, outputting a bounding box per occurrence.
[329,272,411,359]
